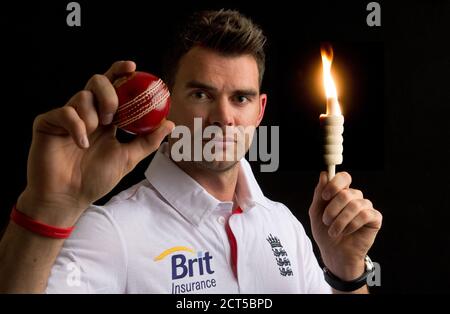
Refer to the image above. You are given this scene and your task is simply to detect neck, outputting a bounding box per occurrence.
[174,161,240,202]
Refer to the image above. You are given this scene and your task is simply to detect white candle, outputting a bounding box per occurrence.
[320,44,344,181]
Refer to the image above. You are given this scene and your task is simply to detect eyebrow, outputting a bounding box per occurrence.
[185,80,258,96]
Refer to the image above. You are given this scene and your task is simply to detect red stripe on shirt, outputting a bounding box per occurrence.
[225,207,243,279]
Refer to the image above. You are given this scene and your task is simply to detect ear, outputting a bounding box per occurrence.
[255,93,267,127]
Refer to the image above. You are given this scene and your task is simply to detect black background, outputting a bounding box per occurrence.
[0,0,449,293]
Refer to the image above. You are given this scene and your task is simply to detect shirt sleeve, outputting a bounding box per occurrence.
[283,206,332,294]
[298,226,332,294]
[45,205,128,294]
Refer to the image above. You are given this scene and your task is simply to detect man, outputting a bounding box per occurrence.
[0,10,381,293]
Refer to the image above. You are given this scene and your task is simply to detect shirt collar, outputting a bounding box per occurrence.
[145,143,269,226]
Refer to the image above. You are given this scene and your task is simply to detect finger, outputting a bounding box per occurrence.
[104,60,136,82]
[328,199,372,237]
[35,106,89,149]
[124,120,175,172]
[342,207,382,236]
[322,171,352,201]
[322,188,364,226]
[308,171,329,219]
[66,90,99,135]
[85,74,119,125]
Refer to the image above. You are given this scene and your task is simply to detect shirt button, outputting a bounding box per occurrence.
[217,216,226,225]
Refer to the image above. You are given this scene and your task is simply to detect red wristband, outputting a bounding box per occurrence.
[10,204,75,239]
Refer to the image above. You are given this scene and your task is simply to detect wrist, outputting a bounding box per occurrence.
[323,256,375,292]
[17,190,85,227]
[10,205,75,239]
[325,260,366,281]
[321,253,367,281]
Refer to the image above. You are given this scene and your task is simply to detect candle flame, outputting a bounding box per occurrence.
[321,43,341,115]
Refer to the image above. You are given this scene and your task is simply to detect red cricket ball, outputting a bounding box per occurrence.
[113,71,170,135]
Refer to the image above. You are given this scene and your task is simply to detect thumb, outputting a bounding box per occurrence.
[124,119,175,171]
[308,171,329,220]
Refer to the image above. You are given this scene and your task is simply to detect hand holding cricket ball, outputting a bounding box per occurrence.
[16,61,174,227]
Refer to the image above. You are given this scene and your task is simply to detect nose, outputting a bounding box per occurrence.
[207,96,234,127]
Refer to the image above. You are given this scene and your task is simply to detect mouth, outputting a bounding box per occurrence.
[202,138,237,152]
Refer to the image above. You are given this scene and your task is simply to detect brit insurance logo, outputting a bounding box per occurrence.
[154,246,217,294]
[266,234,293,277]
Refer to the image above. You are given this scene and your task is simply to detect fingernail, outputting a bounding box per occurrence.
[101,113,114,125]
[80,135,89,148]
[165,123,175,135]
[321,172,328,184]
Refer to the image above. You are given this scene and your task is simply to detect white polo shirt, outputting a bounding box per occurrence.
[46,143,331,294]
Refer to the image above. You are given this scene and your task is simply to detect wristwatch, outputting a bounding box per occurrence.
[323,255,375,292]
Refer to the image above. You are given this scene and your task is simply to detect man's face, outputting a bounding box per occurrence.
[168,46,267,172]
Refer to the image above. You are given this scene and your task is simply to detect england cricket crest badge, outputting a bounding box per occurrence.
[266,234,293,277]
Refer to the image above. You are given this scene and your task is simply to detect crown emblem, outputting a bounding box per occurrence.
[266,233,293,277]
[266,234,282,248]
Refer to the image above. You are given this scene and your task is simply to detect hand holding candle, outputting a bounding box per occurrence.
[308,45,382,291]
[320,43,344,181]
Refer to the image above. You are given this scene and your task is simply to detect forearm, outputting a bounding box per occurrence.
[0,222,65,293]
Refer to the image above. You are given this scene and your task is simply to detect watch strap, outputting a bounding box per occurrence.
[323,256,374,292]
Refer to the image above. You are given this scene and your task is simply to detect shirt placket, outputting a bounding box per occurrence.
[225,207,243,279]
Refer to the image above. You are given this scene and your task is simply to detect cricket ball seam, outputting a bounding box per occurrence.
[117,79,164,112]
[116,89,170,128]
[113,78,170,128]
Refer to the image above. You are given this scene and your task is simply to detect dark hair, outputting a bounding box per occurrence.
[164,9,267,90]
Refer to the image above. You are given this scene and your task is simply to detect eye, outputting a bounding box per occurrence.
[234,95,250,104]
[191,91,209,100]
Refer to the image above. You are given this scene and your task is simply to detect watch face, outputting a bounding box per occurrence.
[365,255,374,272]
